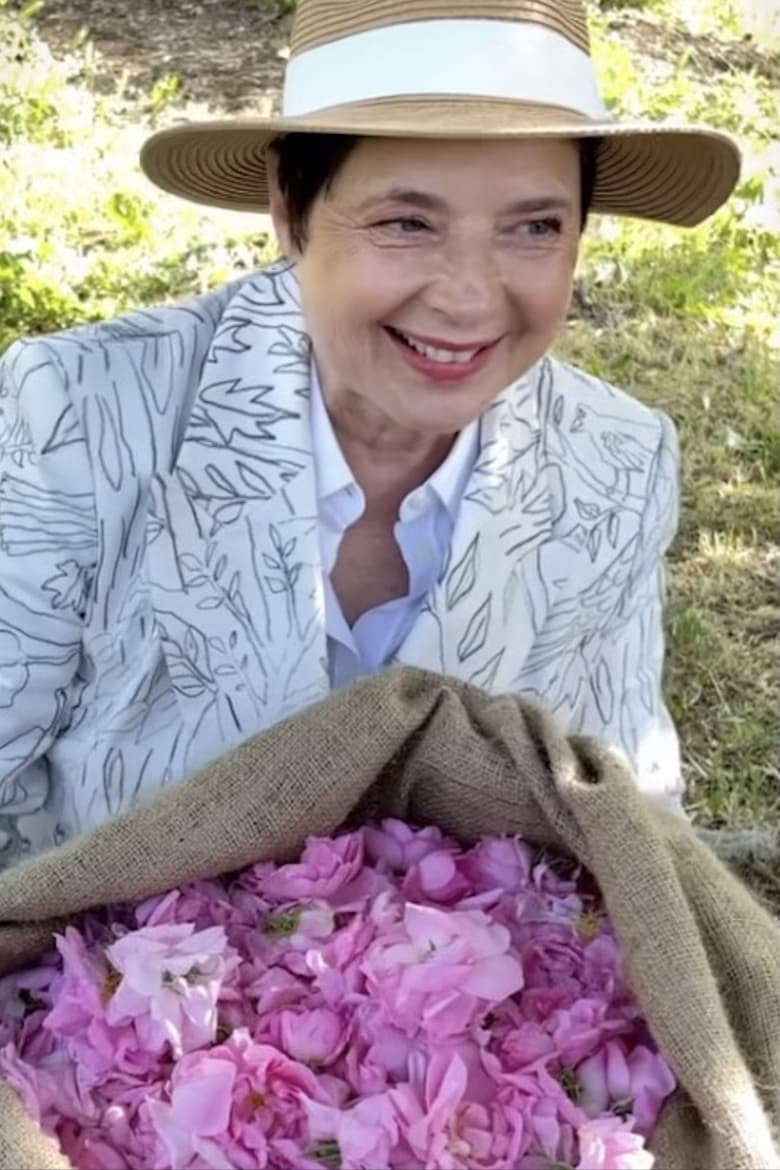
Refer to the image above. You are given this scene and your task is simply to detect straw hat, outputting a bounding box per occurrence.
[140,0,740,227]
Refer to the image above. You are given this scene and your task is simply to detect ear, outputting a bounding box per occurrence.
[265,144,294,256]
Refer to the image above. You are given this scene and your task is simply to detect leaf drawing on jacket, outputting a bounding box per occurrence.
[266,323,311,375]
[445,533,479,611]
[457,594,492,662]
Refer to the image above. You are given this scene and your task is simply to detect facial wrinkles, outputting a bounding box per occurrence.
[285,139,582,454]
[394,225,568,347]
[422,219,505,330]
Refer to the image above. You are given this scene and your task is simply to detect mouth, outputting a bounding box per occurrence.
[384,326,500,382]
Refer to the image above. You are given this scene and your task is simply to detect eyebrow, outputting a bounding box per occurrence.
[354,188,575,217]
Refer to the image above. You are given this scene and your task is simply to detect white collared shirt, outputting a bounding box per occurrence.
[310,369,480,689]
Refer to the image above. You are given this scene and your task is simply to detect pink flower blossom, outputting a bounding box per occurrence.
[105,923,236,1056]
[145,1052,236,1167]
[260,832,365,902]
[495,1020,556,1070]
[34,932,159,1085]
[304,1092,398,1169]
[392,1052,496,1169]
[253,902,336,976]
[57,1124,128,1170]
[147,1031,331,1168]
[401,850,472,904]
[462,837,534,894]
[274,1007,347,1067]
[364,819,447,870]
[575,1116,655,1169]
[306,914,377,1006]
[43,928,108,1042]
[577,1041,676,1131]
[550,997,628,1067]
[625,1047,676,1132]
[0,1041,97,1128]
[244,966,307,1015]
[582,934,627,998]
[363,903,524,1039]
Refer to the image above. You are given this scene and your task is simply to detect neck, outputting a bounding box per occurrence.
[324,390,456,519]
[343,433,455,519]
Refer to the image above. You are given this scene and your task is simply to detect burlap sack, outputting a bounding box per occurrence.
[0,668,778,1170]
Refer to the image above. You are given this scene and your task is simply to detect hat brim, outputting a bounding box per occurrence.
[140,96,741,227]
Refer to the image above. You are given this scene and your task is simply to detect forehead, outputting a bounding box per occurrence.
[329,136,581,201]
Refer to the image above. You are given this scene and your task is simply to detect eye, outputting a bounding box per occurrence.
[523,217,563,238]
[375,216,431,234]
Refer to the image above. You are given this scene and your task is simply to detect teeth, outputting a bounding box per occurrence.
[397,330,479,365]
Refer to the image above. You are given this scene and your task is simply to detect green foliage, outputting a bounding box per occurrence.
[0,7,66,144]
[0,245,82,338]
[580,185,779,329]
[0,2,274,351]
[583,6,780,348]
[149,72,184,113]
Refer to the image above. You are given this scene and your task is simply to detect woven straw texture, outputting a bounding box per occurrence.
[0,668,778,1169]
[141,101,740,227]
[290,0,590,55]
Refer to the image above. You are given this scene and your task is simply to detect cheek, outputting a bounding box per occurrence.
[307,254,414,338]
[296,263,397,379]
[507,256,577,331]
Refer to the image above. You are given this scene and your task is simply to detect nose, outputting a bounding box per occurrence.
[425,229,502,327]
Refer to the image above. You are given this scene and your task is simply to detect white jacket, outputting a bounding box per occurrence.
[0,260,682,866]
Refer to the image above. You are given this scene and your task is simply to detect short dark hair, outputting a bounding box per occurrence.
[270,132,601,250]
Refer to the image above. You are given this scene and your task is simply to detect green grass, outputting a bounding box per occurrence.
[0,0,276,350]
[560,319,779,826]
[1,0,778,826]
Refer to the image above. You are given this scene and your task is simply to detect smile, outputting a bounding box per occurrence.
[385,326,499,382]
[388,327,484,364]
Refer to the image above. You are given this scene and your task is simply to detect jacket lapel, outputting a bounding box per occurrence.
[396,360,561,691]
[143,261,329,755]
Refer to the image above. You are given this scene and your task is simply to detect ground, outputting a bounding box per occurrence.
[1,0,779,897]
[13,0,293,110]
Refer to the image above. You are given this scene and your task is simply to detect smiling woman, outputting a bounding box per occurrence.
[0,0,742,867]
[272,137,584,447]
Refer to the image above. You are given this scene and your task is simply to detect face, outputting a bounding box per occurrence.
[270,136,582,439]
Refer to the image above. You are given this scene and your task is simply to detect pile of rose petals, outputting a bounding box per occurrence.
[0,821,676,1169]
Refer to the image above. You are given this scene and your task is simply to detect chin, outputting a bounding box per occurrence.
[398,397,488,436]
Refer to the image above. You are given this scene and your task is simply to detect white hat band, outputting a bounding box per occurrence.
[282,19,608,120]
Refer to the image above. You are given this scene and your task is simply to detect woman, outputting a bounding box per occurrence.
[0,0,740,867]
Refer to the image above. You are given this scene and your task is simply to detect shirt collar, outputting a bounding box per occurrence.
[310,363,356,502]
[310,362,479,521]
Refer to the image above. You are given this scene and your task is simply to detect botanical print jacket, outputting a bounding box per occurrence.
[0,260,681,868]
